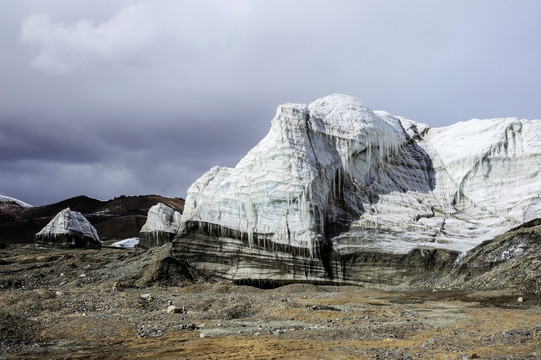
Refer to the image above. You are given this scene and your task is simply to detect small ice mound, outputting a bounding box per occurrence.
[35,207,101,249]
[111,237,140,248]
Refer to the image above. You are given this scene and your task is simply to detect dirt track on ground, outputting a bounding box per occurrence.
[1,244,540,359]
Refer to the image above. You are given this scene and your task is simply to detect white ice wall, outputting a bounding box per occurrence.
[181,94,541,254]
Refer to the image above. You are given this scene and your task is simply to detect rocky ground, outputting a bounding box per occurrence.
[1,243,540,359]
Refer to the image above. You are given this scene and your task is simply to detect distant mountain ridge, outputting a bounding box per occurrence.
[0,195,32,208]
[0,194,184,244]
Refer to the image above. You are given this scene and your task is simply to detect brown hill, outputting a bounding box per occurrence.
[0,195,184,244]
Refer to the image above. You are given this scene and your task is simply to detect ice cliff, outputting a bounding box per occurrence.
[139,203,182,248]
[175,94,541,285]
[35,207,101,248]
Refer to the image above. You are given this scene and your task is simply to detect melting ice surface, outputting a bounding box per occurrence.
[36,207,100,242]
[140,203,182,234]
[181,94,541,255]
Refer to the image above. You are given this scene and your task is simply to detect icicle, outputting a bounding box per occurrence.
[367,133,372,173]
[319,204,325,237]
[245,195,255,248]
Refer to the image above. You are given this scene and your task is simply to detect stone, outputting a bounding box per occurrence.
[167,305,181,314]
[166,300,184,313]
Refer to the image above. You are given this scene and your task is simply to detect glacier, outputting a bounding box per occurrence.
[175,94,541,285]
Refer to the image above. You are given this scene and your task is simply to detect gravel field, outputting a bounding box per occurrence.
[1,244,540,359]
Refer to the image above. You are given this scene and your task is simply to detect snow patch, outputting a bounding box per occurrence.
[111,237,140,248]
[0,195,32,207]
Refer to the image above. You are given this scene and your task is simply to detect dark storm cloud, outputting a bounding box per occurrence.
[0,119,106,163]
[1,0,540,205]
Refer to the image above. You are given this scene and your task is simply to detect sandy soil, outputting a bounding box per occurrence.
[1,244,540,359]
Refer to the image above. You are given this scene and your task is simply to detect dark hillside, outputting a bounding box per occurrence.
[22,195,106,218]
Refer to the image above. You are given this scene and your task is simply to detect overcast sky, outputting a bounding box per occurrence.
[1,0,540,206]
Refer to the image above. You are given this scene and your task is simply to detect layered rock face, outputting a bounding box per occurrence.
[139,203,182,248]
[35,208,101,249]
[174,94,541,286]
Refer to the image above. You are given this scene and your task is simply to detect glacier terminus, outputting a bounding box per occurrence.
[173,94,541,286]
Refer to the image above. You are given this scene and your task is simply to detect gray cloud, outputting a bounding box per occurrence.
[1,0,540,205]
[20,4,157,75]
